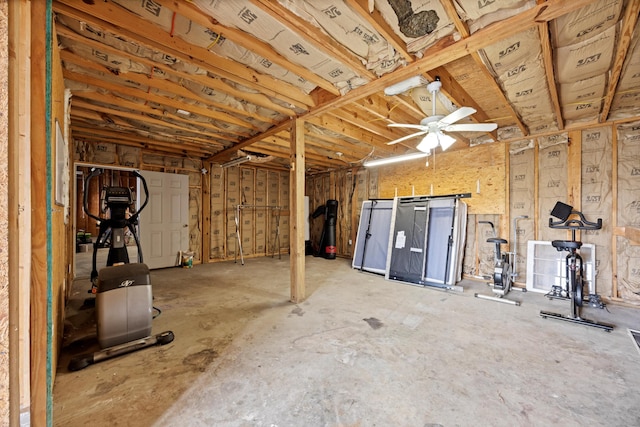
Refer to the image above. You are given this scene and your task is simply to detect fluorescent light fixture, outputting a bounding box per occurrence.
[176,109,191,116]
[364,151,429,167]
[416,132,456,153]
[384,75,428,96]
[221,155,252,168]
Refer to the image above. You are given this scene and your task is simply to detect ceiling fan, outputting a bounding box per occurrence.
[385,76,498,153]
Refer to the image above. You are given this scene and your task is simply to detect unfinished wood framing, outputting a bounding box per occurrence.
[290,119,305,303]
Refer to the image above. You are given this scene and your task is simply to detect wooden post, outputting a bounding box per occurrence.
[8,1,33,424]
[202,162,211,263]
[30,1,50,425]
[289,119,305,303]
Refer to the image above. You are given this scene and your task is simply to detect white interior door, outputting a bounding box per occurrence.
[139,170,189,269]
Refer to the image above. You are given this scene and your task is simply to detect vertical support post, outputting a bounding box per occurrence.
[567,130,582,241]
[290,119,305,303]
[201,162,211,264]
[30,0,51,424]
[8,1,32,424]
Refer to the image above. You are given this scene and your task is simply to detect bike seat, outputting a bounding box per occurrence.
[551,240,582,251]
[487,237,508,245]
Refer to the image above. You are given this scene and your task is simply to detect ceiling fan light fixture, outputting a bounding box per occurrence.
[416,133,439,152]
[439,133,457,150]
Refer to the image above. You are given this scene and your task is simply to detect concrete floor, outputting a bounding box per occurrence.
[54,256,640,426]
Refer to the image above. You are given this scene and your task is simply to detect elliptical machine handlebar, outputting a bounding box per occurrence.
[82,168,150,224]
[129,170,149,224]
[83,168,104,223]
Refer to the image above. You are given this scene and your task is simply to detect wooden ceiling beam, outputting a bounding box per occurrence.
[427,68,498,139]
[56,25,296,118]
[600,0,640,122]
[62,67,255,133]
[71,123,223,153]
[306,115,399,155]
[72,131,211,158]
[250,0,376,80]
[53,0,316,108]
[141,0,340,96]
[345,0,413,62]
[304,0,596,119]
[73,90,245,143]
[538,23,564,130]
[327,108,400,141]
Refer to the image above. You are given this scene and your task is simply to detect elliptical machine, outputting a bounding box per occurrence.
[69,168,174,371]
[539,201,613,332]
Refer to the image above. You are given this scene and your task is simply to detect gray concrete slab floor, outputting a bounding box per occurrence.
[53,256,640,426]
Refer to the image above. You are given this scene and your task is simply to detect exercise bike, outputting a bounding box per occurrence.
[69,168,174,371]
[539,201,613,332]
[474,217,528,305]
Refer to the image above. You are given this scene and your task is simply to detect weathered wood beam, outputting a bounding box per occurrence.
[538,22,564,130]
[600,0,640,122]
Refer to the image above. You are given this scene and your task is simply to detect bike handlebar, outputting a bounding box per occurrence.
[549,210,602,231]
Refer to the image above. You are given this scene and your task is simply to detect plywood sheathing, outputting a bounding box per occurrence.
[0,1,10,424]
[377,143,506,214]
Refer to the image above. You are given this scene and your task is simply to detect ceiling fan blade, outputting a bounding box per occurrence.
[386,130,428,145]
[388,123,428,131]
[444,123,498,132]
[440,106,476,125]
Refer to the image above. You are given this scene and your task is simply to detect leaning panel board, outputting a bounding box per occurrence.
[386,195,468,291]
[352,200,394,274]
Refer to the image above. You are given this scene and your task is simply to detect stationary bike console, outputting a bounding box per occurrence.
[539,201,612,331]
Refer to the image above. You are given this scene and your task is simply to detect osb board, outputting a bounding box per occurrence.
[378,143,506,214]
[0,1,9,422]
[443,55,516,129]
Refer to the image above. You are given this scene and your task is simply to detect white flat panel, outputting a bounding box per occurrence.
[150,193,163,224]
[139,170,190,269]
[526,240,596,294]
[171,193,181,222]
[150,231,163,258]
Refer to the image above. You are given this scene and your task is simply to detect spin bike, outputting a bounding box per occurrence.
[69,168,174,371]
[474,217,528,305]
[539,201,613,332]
